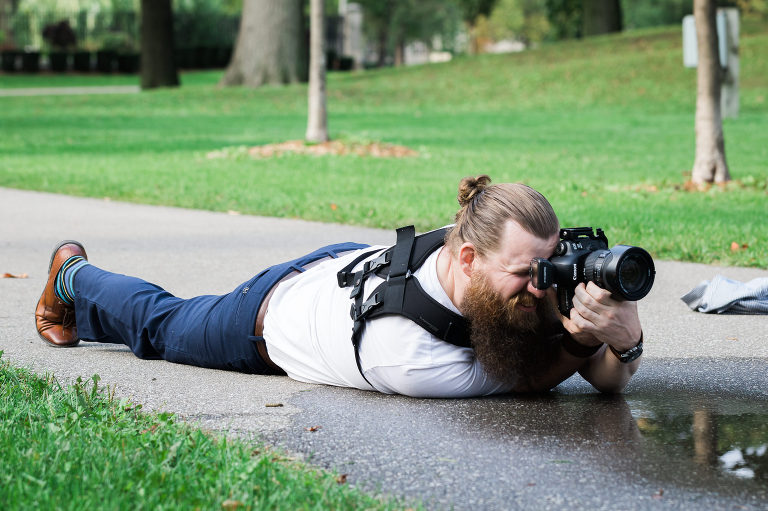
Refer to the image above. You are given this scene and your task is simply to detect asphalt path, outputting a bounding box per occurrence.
[2,187,767,510]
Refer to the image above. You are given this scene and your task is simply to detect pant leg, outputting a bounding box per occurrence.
[73,264,274,373]
[72,242,369,374]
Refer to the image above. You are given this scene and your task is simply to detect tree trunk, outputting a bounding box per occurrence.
[306,0,328,143]
[220,0,307,87]
[582,0,622,37]
[0,0,19,49]
[394,37,405,67]
[692,0,730,184]
[468,23,480,54]
[377,27,388,67]
[692,409,717,466]
[140,0,179,90]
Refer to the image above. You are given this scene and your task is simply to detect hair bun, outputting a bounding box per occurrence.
[457,175,492,207]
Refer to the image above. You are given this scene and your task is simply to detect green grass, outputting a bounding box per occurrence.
[1,22,767,267]
[0,353,407,510]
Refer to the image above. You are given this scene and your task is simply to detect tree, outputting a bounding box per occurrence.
[691,0,730,184]
[582,0,622,37]
[390,0,461,65]
[140,0,179,90]
[358,0,395,67]
[545,0,582,40]
[358,0,461,67]
[458,0,499,53]
[306,0,328,143]
[477,0,550,47]
[220,0,307,87]
[0,0,20,49]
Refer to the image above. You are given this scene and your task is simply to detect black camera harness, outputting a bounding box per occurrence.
[336,225,471,386]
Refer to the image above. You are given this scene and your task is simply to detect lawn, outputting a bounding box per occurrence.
[1,22,766,267]
[0,354,408,510]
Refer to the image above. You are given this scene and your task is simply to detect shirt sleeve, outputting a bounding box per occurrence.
[363,359,514,398]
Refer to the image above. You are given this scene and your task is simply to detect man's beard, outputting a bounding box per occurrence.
[461,270,560,388]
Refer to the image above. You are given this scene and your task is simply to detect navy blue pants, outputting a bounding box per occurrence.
[72,243,368,374]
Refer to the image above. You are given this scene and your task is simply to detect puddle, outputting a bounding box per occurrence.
[284,384,768,508]
[626,393,768,485]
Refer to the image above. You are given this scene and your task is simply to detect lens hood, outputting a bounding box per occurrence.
[585,245,655,300]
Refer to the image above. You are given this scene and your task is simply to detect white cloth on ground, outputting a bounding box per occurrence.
[680,274,768,314]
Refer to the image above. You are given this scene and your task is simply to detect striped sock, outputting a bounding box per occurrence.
[54,256,89,305]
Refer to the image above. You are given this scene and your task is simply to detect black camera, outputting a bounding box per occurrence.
[530,227,655,316]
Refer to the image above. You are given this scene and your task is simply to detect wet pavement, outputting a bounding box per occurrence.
[1,187,767,510]
[257,358,768,510]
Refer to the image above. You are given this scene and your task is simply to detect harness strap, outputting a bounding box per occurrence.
[338,225,471,387]
[363,277,471,348]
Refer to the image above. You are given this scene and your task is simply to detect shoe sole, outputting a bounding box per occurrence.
[37,240,87,348]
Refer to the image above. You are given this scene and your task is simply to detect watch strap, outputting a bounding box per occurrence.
[609,331,644,363]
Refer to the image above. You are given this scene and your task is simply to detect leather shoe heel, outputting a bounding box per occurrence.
[35,240,88,348]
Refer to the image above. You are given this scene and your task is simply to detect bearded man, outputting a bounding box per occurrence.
[35,176,644,397]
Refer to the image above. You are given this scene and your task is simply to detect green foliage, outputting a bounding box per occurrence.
[0,24,767,267]
[622,0,691,31]
[8,0,238,50]
[0,356,407,510]
[457,0,500,24]
[98,30,135,52]
[477,0,551,44]
[357,0,463,63]
[174,0,240,47]
[544,0,582,39]
[391,0,463,48]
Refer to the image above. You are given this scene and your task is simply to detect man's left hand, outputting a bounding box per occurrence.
[559,282,643,352]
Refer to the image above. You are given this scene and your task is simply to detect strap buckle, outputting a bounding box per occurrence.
[337,249,390,289]
[349,292,382,321]
[348,251,391,299]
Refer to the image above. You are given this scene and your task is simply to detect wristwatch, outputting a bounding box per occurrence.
[609,332,644,363]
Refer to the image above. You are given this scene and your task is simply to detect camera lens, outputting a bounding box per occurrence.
[584,245,655,300]
[617,253,646,295]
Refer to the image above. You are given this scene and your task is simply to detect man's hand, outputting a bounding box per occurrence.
[558,282,643,352]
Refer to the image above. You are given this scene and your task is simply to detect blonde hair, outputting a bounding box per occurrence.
[446,175,559,256]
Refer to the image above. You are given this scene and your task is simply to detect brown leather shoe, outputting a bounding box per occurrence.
[35,240,88,347]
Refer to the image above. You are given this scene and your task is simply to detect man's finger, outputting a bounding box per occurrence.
[585,281,614,303]
[573,283,604,316]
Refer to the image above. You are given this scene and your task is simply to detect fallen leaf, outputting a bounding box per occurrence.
[730,242,741,252]
[2,272,28,279]
[726,336,739,341]
[265,403,283,408]
[304,425,322,432]
[221,499,243,510]
[336,474,348,484]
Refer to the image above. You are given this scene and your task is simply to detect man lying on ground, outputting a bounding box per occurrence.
[35,175,643,398]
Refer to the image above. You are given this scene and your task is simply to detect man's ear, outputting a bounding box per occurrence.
[458,242,478,278]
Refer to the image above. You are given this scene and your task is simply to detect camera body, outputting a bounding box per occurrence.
[530,227,655,316]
